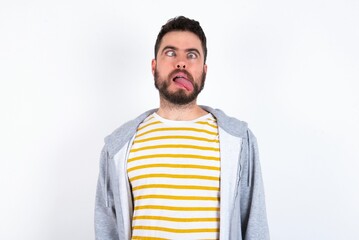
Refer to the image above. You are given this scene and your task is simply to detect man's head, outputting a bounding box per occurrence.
[152,16,208,106]
[154,16,207,63]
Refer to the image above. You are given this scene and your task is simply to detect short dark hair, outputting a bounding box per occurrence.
[154,16,207,63]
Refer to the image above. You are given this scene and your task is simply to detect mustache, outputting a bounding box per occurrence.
[168,69,194,83]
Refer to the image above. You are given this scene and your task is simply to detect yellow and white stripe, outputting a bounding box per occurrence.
[128,113,220,240]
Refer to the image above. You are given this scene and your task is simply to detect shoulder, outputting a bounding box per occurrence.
[104,109,157,157]
[201,106,249,139]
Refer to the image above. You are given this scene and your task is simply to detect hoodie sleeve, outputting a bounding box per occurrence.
[240,129,270,240]
[95,145,119,240]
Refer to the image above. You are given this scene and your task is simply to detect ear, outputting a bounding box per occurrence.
[203,64,208,74]
[151,59,156,76]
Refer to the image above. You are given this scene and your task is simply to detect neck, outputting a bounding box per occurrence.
[157,98,208,121]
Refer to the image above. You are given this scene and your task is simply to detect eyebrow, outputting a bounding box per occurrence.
[161,45,201,56]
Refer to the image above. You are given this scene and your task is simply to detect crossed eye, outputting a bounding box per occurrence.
[165,50,198,59]
[165,50,176,57]
[187,52,198,59]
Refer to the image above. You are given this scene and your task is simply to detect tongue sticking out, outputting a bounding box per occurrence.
[173,77,194,91]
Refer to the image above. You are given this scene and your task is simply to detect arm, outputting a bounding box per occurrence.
[240,130,270,240]
[95,146,119,240]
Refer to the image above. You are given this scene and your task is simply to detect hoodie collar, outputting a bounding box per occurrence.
[105,106,248,158]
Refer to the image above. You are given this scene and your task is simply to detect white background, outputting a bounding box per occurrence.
[1,0,358,239]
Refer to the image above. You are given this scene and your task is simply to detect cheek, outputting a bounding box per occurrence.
[156,61,171,72]
[193,67,205,78]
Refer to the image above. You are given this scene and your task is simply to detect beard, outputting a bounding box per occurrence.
[154,68,206,105]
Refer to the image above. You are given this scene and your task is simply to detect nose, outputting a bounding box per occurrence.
[176,63,186,69]
[176,53,187,69]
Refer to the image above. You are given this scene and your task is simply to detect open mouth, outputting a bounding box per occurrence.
[172,72,194,91]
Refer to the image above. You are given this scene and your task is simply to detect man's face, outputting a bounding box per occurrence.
[152,31,207,105]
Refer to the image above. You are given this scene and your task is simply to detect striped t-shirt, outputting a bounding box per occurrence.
[127,112,221,240]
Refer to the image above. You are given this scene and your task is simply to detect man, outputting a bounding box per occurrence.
[95,16,269,240]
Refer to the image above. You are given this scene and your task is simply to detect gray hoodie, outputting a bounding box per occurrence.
[95,106,269,240]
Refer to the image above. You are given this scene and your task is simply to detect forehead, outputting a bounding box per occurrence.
[159,31,203,52]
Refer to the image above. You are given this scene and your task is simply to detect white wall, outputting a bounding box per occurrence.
[1,0,358,239]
